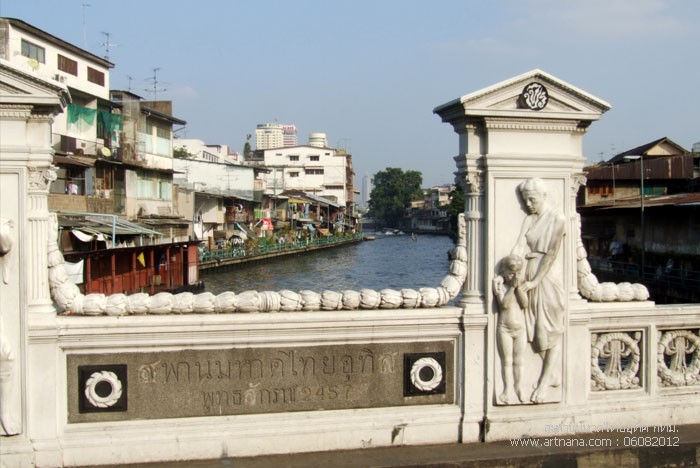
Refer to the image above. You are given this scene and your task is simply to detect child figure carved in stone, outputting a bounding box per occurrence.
[493,254,529,404]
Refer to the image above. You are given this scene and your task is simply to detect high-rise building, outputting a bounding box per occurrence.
[282,125,297,147]
[255,123,283,150]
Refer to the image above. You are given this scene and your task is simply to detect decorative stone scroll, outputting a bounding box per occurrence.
[48,213,468,315]
[657,329,700,387]
[575,213,649,302]
[590,331,642,391]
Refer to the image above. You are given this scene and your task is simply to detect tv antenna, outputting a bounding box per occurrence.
[336,138,352,152]
[126,75,134,91]
[219,173,240,192]
[145,67,167,100]
[100,31,118,60]
[82,3,91,49]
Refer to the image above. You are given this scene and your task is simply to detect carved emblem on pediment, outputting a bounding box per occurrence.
[518,82,549,111]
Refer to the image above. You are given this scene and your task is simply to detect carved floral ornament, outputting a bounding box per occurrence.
[657,329,700,387]
[28,165,57,191]
[590,331,642,391]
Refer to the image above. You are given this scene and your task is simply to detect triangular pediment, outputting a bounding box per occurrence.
[0,58,69,109]
[434,69,611,123]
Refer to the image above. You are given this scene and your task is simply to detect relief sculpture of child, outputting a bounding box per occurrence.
[493,254,529,404]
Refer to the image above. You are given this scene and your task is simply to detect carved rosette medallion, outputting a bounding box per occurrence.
[518,82,549,111]
[657,330,700,387]
[84,371,123,408]
[591,332,642,391]
[410,357,444,392]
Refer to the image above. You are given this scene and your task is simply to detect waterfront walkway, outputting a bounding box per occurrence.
[199,233,365,271]
[102,423,700,467]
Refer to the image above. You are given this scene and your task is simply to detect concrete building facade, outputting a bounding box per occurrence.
[259,144,351,207]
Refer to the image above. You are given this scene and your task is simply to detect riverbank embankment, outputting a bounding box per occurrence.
[199,233,365,273]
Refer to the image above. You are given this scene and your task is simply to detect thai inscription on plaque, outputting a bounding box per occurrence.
[67,341,454,423]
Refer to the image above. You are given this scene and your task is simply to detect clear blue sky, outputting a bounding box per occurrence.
[2,0,698,187]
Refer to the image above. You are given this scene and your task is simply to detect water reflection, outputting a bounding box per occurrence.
[202,234,454,295]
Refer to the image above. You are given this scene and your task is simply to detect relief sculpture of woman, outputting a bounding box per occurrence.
[511,178,566,404]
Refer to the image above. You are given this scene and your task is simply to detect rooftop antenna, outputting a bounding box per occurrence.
[126,75,134,91]
[100,31,118,60]
[82,3,91,49]
[219,173,239,192]
[145,67,167,100]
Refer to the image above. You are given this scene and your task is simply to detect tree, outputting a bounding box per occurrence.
[368,168,423,228]
[173,146,193,159]
[243,134,253,159]
[445,184,464,236]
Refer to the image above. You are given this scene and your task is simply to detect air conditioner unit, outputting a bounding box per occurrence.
[53,74,67,83]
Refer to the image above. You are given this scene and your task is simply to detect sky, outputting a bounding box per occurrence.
[1,0,698,188]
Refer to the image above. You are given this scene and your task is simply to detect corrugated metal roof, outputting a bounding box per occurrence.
[585,154,694,181]
[581,192,700,210]
[607,136,688,163]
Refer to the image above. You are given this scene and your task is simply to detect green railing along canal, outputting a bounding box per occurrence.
[198,233,365,271]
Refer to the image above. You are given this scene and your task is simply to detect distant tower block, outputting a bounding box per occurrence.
[282,125,298,147]
[255,123,284,150]
[309,132,328,148]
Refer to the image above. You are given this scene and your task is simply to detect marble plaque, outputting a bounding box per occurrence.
[67,341,454,423]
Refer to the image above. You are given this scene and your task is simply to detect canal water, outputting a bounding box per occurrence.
[202,233,455,295]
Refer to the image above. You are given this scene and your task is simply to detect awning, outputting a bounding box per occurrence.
[71,228,107,242]
[57,213,163,238]
[288,198,308,204]
[53,155,94,167]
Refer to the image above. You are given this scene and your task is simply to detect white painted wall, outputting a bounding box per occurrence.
[261,145,348,205]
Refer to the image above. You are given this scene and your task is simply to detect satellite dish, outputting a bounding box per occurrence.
[101,147,112,157]
[27,58,39,70]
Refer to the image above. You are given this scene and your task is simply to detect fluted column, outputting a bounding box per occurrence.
[456,168,485,309]
[26,165,57,315]
[569,173,586,301]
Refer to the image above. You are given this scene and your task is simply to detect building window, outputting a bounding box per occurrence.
[306,169,324,175]
[289,172,299,178]
[325,185,343,190]
[58,54,78,75]
[137,171,172,200]
[87,67,105,86]
[289,155,299,161]
[309,155,320,161]
[21,39,45,63]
